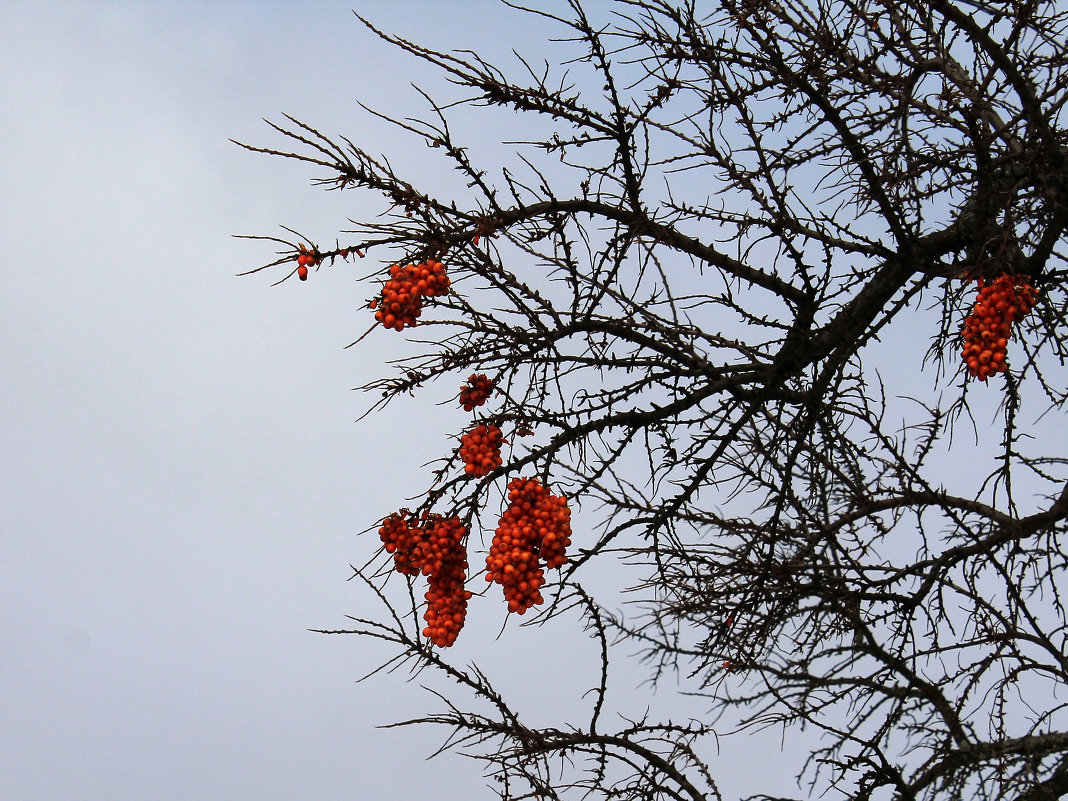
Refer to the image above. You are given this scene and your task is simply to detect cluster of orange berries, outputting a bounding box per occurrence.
[373,365,568,643]
[485,477,572,615]
[459,374,495,411]
[459,424,504,477]
[370,260,450,330]
[961,274,1039,381]
[294,244,319,281]
[379,510,472,647]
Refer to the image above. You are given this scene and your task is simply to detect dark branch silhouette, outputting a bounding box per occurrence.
[239,2,1068,799]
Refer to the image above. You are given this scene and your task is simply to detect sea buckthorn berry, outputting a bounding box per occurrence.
[485,477,572,615]
[459,374,495,411]
[295,245,320,267]
[960,274,1039,382]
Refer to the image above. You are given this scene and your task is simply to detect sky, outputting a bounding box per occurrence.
[0,3,794,800]
[4,3,1056,801]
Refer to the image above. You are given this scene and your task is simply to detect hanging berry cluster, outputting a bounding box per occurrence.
[485,477,573,615]
[459,424,504,477]
[378,510,472,647]
[961,274,1040,381]
[459,373,495,411]
[371,260,450,330]
[373,363,570,646]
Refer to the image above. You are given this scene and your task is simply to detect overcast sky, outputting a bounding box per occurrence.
[4,3,1052,801]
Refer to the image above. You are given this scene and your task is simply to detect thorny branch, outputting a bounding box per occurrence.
[241,2,1068,800]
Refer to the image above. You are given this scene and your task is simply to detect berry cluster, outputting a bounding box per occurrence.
[372,260,450,330]
[378,510,471,647]
[485,477,572,614]
[295,244,319,281]
[460,424,504,477]
[961,274,1039,381]
[459,374,495,411]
